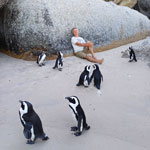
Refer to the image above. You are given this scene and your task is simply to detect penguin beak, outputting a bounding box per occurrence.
[65,97,70,100]
[19,100,23,103]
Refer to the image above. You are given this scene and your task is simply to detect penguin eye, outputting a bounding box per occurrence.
[21,104,25,110]
[70,98,76,104]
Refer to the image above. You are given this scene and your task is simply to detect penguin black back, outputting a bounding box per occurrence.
[19,100,48,144]
[53,51,63,71]
[90,64,103,90]
[76,65,90,87]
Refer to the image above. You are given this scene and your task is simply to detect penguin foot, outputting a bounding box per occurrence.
[40,133,49,141]
[85,125,90,130]
[129,59,133,62]
[84,85,89,88]
[71,126,78,131]
[42,136,49,141]
[74,132,81,136]
[76,83,80,86]
[26,140,34,144]
[53,66,56,69]
[58,68,62,71]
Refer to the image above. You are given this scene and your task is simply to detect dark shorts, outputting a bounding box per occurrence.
[75,47,89,59]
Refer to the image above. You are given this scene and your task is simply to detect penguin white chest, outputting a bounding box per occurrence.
[84,75,88,87]
[69,105,77,122]
[39,54,46,65]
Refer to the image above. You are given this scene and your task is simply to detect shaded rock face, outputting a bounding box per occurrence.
[1,0,150,54]
[138,0,150,19]
[0,8,5,48]
[0,0,9,8]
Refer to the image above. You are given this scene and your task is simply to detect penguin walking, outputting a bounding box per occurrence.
[37,52,46,66]
[65,96,90,136]
[90,64,103,92]
[19,100,49,144]
[53,51,63,71]
[76,65,91,87]
[128,47,137,62]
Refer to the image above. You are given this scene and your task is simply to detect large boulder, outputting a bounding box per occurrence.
[138,0,150,19]
[105,0,137,8]
[1,0,150,55]
[0,0,9,8]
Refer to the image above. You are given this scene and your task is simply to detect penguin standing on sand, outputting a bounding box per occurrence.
[37,51,46,66]
[53,51,63,71]
[128,47,137,62]
[76,65,90,87]
[19,100,49,144]
[65,96,90,136]
[90,64,103,92]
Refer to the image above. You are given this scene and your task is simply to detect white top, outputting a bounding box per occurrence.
[71,36,86,53]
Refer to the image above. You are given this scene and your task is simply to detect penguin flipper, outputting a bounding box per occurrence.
[23,123,32,139]
[53,58,58,69]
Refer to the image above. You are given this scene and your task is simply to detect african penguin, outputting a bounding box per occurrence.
[37,51,46,66]
[65,96,90,136]
[76,65,91,87]
[53,51,63,71]
[128,47,137,62]
[19,100,49,144]
[90,64,103,92]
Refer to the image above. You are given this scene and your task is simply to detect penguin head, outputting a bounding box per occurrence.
[93,64,99,70]
[85,65,91,72]
[42,51,46,55]
[65,96,80,107]
[19,100,34,115]
[129,46,133,52]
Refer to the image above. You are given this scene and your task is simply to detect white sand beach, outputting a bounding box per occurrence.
[0,39,150,150]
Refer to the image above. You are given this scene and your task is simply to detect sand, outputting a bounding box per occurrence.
[0,39,150,150]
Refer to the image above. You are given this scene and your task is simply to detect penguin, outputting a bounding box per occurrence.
[76,65,90,87]
[90,64,103,91]
[128,47,137,62]
[53,51,63,71]
[37,51,46,66]
[65,96,90,136]
[19,100,49,144]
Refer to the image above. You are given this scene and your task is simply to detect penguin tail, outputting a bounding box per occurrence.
[96,84,100,90]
